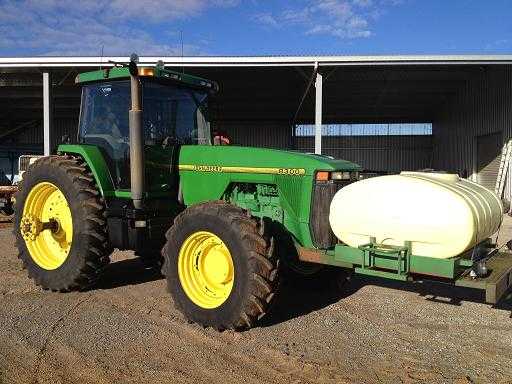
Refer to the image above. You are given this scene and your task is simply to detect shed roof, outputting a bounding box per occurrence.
[1,54,512,68]
[1,55,511,136]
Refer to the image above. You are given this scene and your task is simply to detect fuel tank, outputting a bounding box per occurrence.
[329,172,503,259]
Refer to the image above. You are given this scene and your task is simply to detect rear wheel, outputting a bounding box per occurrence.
[14,156,111,291]
[162,201,279,330]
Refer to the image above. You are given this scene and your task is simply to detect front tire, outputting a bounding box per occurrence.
[14,156,111,291]
[162,201,279,331]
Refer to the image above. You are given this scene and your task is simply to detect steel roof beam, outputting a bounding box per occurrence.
[1,55,512,68]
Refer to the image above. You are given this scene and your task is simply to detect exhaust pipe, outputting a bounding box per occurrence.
[128,54,145,210]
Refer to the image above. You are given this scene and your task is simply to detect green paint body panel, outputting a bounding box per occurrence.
[332,244,461,279]
[178,145,360,247]
[58,144,116,197]
[58,143,360,248]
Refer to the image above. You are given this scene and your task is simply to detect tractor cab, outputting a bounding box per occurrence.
[75,61,217,192]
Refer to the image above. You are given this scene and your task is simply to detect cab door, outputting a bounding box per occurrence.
[141,80,210,201]
[144,144,179,199]
[143,96,179,200]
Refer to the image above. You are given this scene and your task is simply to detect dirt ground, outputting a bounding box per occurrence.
[1,214,512,384]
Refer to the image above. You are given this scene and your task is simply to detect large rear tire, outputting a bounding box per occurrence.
[162,201,279,331]
[14,156,111,291]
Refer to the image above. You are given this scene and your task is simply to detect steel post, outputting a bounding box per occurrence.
[43,72,53,156]
[314,71,322,154]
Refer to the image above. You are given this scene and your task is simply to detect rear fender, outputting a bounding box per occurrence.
[57,144,115,197]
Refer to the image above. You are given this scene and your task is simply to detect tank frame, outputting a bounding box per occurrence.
[298,240,512,304]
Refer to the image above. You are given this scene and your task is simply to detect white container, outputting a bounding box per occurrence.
[329,172,503,259]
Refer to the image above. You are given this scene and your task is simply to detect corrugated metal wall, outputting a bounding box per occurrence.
[296,135,433,172]
[0,118,78,176]
[5,118,78,147]
[215,121,433,172]
[432,66,512,200]
[214,120,292,149]
[433,66,512,173]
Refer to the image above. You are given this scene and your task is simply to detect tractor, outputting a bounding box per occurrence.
[14,56,360,330]
[15,56,512,331]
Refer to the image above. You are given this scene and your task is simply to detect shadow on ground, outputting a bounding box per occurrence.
[94,258,164,290]
[261,272,512,327]
[348,275,512,315]
[91,256,512,325]
[260,271,350,327]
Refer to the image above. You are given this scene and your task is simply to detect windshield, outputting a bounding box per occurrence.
[142,80,211,146]
[78,80,211,146]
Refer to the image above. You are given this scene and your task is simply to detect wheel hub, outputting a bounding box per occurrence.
[20,214,42,241]
[20,215,59,241]
[178,231,235,309]
[202,246,232,284]
[20,182,73,270]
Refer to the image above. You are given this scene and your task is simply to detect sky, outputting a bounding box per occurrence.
[0,0,511,57]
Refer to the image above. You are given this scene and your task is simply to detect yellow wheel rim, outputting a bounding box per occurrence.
[178,231,234,309]
[20,182,73,270]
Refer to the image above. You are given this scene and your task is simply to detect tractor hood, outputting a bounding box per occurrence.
[178,145,361,175]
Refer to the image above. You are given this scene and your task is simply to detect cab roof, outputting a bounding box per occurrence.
[75,66,218,92]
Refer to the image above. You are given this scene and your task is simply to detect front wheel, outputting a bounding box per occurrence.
[162,201,279,331]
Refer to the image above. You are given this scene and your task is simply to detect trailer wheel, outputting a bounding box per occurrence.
[14,156,111,291]
[162,201,279,331]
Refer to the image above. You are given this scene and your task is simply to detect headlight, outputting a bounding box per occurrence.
[331,171,351,180]
[316,171,359,182]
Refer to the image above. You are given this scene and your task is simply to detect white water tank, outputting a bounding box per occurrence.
[329,172,503,259]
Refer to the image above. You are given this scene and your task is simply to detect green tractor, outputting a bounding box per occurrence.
[14,56,360,330]
[14,56,512,330]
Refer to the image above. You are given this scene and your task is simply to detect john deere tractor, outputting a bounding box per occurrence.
[14,56,361,330]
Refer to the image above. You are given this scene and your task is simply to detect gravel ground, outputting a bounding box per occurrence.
[1,218,512,384]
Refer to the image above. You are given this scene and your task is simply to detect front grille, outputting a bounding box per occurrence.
[310,181,351,249]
